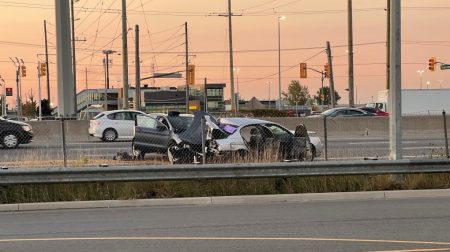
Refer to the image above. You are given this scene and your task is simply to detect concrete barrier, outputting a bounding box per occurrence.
[29,120,92,142]
[28,115,449,142]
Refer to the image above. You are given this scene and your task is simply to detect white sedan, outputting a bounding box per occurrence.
[213,118,323,161]
[88,110,146,142]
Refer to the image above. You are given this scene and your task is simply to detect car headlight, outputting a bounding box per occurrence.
[21,125,32,132]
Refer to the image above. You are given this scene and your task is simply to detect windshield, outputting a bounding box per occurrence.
[93,113,105,120]
[167,116,194,131]
[321,108,339,116]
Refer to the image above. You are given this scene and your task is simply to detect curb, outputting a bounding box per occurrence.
[1,189,450,212]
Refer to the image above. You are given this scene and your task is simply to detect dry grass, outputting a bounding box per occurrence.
[1,173,449,204]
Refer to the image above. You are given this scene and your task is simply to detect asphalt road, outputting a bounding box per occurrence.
[1,135,448,165]
[1,197,450,251]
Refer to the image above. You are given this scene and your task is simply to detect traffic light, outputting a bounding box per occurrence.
[20,66,26,77]
[324,63,329,78]
[300,63,307,78]
[187,64,195,85]
[429,57,436,71]
[40,63,47,76]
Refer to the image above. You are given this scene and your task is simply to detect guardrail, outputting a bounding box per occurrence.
[1,159,450,186]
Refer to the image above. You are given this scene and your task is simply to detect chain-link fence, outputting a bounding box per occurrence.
[1,111,449,168]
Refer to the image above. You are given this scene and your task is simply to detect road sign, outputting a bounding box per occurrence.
[440,64,450,70]
[6,88,12,96]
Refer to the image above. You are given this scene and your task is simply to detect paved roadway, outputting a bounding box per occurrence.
[1,135,448,165]
[1,197,450,251]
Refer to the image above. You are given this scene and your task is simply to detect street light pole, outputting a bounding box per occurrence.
[0,76,6,116]
[234,67,240,113]
[417,70,424,89]
[266,81,271,109]
[277,16,285,110]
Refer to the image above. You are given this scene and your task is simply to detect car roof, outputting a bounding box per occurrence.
[102,109,146,115]
[219,117,273,127]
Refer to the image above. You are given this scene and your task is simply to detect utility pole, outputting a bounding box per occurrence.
[135,24,141,111]
[0,76,6,116]
[103,50,115,110]
[185,22,189,114]
[389,0,402,160]
[121,0,129,110]
[348,0,355,107]
[386,0,390,90]
[44,20,51,103]
[85,67,88,90]
[227,0,236,115]
[71,0,78,115]
[10,57,22,116]
[326,41,336,107]
[37,62,42,121]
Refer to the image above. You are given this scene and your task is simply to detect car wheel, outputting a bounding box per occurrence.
[132,139,145,160]
[103,128,117,142]
[2,132,19,149]
[306,145,316,162]
[167,142,180,164]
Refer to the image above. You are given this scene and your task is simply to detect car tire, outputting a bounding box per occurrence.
[167,142,180,164]
[1,132,19,149]
[132,139,145,160]
[102,128,117,142]
[306,145,316,162]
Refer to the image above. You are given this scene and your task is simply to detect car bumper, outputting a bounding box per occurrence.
[19,131,33,144]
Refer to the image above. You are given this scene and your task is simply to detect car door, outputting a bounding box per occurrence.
[109,112,129,138]
[135,115,170,152]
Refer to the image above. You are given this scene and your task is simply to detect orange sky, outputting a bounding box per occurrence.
[1,0,450,107]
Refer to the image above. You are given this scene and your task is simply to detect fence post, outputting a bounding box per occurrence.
[201,116,206,164]
[60,117,67,167]
[443,110,449,158]
[323,116,328,161]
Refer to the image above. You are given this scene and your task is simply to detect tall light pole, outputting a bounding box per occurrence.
[233,67,240,113]
[121,0,129,110]
[266,81,272,109]
[417,70,424,89]
[277,16,286,110]
[103,50,115,111]
[0,76,6,116]
[426,81,431,89]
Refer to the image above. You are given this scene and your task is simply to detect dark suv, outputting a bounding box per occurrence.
[0,117,33,148]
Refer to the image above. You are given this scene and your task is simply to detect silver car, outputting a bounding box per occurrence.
[212,118,323,161]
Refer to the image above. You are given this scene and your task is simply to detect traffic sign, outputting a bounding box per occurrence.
[6,87,13,96]
[440,64,450,70]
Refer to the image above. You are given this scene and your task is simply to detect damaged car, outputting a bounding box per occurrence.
[210,118,322,161]
[131,112,194,159]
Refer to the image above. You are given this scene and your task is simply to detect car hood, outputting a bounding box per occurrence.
[5,119,31,127]
[178,111,223,145]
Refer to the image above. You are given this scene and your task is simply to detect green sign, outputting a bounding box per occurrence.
[440,64,450,70]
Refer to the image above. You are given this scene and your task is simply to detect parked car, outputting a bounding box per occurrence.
[213,117,323,161]
[316,107,372,117]
[89,110,146,142]
[0,117,33,148]
[358,107,389,116]
[131,112,194,159]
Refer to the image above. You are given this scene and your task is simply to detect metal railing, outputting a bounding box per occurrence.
[1,159,450,186]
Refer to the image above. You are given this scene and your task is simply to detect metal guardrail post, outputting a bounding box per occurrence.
[443,110,449,158]
[60,117,67,167]
[323,116,328,161]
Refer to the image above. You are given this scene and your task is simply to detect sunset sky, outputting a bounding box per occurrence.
[1,0,450,107]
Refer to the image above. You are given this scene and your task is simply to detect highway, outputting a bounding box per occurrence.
[1,196,450,251]
[1,135,448,165]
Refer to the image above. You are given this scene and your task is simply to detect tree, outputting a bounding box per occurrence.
[314,87,341,106]
[282,80,310,106]
[22,95,37,118]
